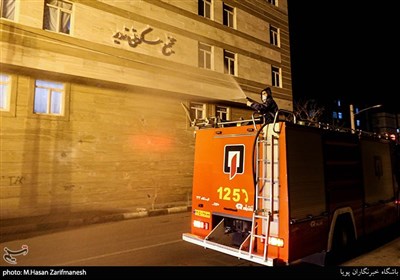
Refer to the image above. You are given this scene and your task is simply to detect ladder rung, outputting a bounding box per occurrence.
[257,181,278,185]
[257,159,271,162]
[254,215,270,219]
[254,210,279,214]
[256,196,270,199]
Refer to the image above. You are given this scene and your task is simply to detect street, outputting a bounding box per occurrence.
[1,211,399,278]
[0,212,249,267]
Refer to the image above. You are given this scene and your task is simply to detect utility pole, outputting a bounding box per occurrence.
[350,104,355,132]
[349,104,382,134]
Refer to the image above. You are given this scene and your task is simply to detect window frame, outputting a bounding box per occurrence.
[223,3,235,29]
[0,72,17,117]
[216,105,230,121]
[198,0,213,20]
[43,0,73,35]
[189,102,206,121]
[28,78,70,121]
[1,0,17,21]
[198,42,213,70]
[271,65,281,88]
[224,50,236,76]
[267,0,278,7]
[270,25,280,47]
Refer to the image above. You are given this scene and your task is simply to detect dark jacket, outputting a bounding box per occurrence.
[250,94,278,123]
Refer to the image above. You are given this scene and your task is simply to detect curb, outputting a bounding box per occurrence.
[73,206,192,225]
[0,206,192,242]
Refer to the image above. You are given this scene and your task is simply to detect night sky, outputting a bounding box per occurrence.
[287,1,397,112]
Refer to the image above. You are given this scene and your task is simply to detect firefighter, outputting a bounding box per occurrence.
[246,87,278,123]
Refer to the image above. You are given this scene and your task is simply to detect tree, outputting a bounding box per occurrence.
[293,99,325,124]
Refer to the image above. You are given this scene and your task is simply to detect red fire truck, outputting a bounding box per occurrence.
[182,110,400,266]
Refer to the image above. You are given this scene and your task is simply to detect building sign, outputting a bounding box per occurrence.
[112,25,176,56]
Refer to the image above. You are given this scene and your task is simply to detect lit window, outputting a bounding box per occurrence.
[1,0,15,20]
[0,73,11,111]
[198,0,212,19]
[190,102,206,120]
[43,0,72,34]
[223,3,235,28]
[34,80,64,115]
[224,50,236,75]
[199,42,213,70]
[271,66,281,87]
[270,25,280,47]
[1,72,17,117]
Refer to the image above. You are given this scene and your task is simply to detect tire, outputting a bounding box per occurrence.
[328,216,356,265]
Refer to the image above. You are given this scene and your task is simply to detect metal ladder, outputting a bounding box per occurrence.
[248,124,279,261]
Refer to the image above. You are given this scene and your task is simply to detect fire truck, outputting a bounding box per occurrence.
[182,110,400,266]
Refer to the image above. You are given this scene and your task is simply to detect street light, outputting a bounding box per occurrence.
[350,104,382,133]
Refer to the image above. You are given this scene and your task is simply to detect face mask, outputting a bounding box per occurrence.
[261,94,267,102]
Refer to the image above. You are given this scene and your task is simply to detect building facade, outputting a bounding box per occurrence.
[0,0,292,230]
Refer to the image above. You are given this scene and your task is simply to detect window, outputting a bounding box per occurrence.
[270,25,280,47]
[1,0,15,20]
[267,0,278,7]
[33,80,65,115]
[216,106,229,121]
[0,72,17,117]
[223,3,235,28]
[354,106,359,127]
[198,42,213,70]
[224,50,236,75]
[271,66,281,87]
[43,0,72,34]
[198,0,212,19]
[190,102,206,120]
[332,111,343,121]
[0,73,11,111]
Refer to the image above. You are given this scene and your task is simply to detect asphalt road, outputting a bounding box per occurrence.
[0,212,399,278]
[0,212,249,267]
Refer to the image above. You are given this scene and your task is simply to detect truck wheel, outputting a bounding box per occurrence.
[328,217,356,265]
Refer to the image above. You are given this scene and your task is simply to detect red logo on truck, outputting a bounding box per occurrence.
[223,145,245,180]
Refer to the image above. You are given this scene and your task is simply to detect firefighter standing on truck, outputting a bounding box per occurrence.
[246,87,278,123]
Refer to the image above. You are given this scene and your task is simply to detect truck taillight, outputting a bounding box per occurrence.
[193,220,209,230]
[268,236,284,248]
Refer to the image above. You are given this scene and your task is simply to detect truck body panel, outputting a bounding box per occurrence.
[183,117,400,266]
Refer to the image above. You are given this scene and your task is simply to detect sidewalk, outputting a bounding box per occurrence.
[0,206,191,243]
